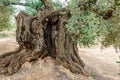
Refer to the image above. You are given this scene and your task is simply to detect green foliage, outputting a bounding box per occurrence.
[52,1,62,10]
[0,0,18,31]
[102,7,120,51]
[0,0,43,31]
[0,0,10,6]
[24,0,43,16]
[24,7,37,16]
[94,0,115,12]
[65,0,120,50]
[0,6,13,31]
[0,0,19,6]
[66,0,104,46]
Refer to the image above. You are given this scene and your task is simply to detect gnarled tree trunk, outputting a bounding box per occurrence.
[0,9,89,76]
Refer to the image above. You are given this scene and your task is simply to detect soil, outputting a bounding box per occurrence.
[0,33,119,80]
[78,46,120,80]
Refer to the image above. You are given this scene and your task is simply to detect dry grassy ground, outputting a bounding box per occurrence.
[78,46,120,80]
[0,32,119,80]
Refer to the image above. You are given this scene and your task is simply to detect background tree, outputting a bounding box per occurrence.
[0,0,43,31]
[0,1,13,31]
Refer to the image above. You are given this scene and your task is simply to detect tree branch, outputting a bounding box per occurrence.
[95,0,101,5]
[39,0,52,9]
[78,0,120,20]
[40,0,47,8]
[0,0,31,7]
[9,2,30,6]
[94,0,120,19]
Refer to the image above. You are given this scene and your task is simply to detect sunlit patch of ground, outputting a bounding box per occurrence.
[78,45,120,80]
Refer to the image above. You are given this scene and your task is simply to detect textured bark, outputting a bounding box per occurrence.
[0,9,89,76]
